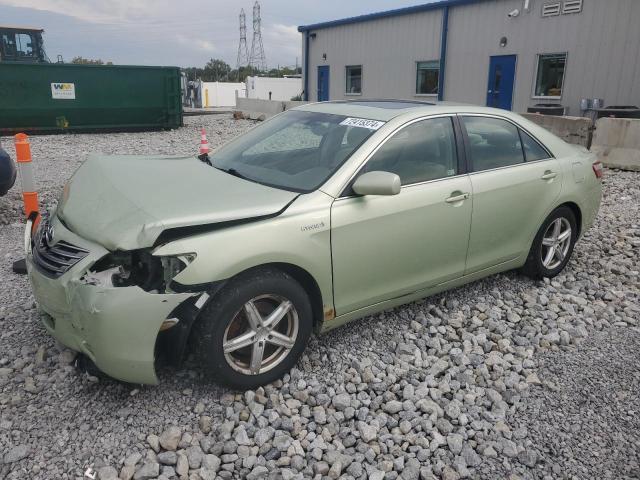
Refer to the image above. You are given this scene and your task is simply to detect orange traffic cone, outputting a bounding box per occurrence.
[13,133,40,275]
[199,128,210,155]
[14,133,40,223]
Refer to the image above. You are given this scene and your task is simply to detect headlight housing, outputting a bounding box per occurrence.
[84,250,196,293]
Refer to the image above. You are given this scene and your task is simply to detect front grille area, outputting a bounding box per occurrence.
[32,217,90,278]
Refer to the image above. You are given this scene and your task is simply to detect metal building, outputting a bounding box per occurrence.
[298,0,640,114]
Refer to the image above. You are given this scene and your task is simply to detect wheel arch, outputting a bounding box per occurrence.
[253,262,327,334]
[556,201,582,237]
[199,262,327,334]
[168,262,327,370]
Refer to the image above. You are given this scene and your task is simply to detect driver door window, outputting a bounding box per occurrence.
[363,116,458,185]
[332,115,472,314]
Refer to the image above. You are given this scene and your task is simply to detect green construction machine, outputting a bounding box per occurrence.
[0,26,183,135]
[0,26,48,63]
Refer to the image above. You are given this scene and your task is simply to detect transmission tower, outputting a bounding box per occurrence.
[236,9,249,73]
[249,1,267,71]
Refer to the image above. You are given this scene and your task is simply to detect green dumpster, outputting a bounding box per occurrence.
[0,63,183,134]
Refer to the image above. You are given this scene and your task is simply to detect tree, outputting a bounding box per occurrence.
[182,67,205,81]
[229,65,261,83]
[71,56,113,65]
[182,62,301,83]
[203,59,232,82]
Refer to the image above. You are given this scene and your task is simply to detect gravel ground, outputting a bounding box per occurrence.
[1,115,639,480]
[489,327,640,480]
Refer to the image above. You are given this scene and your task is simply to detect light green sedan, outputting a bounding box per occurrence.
[25,101,603,388]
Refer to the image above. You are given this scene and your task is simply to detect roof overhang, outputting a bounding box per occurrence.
[298,0,486,32]
[0,25,45,33]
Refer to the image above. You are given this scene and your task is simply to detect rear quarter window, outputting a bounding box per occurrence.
[519,129,551,161]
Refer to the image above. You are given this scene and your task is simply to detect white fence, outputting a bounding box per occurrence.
[245,76,302,101]
[201,82,246,108]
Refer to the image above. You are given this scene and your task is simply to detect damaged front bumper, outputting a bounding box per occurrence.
[25,214,196,385]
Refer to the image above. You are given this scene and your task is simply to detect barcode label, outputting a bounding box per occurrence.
[340,117,386,130]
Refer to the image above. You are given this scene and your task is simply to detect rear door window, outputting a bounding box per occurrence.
[463,116,525,172]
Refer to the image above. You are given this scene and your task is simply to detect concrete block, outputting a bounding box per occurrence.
[520,113,592,148]
[591,117,640,171]
[234,98,309,121]
[283,100,308,111]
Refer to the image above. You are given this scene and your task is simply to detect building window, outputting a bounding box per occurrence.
[416,61,440,95]
[345,65,362,95]
[534,53,567,98]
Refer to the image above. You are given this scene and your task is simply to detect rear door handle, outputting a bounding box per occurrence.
[445,192,470,204]
[541,171,558,180]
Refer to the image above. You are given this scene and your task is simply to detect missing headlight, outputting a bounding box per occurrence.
[84,250,195,293]
[160,255,196,293]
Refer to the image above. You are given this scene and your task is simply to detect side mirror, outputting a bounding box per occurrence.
[352,171,401,196]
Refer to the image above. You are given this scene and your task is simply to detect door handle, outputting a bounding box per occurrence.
[541,171,558,180]
[445,192,470,204]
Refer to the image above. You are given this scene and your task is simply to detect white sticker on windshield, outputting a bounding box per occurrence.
[339,117,386,130]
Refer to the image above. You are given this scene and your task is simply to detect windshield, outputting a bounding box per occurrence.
[210,110,379,192]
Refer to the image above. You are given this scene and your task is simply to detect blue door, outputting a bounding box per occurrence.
[486,55,516,110]
[317,66,329,101]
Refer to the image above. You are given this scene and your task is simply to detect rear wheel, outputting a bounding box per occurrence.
[194,268,312,389]
[522,206,577,279]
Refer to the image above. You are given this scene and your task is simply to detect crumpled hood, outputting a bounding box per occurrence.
[58,154,298,250]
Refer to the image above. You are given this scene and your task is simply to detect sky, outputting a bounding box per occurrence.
[0,1,434,69]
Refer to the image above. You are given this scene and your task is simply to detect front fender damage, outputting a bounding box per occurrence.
[66,278,195,384]
[155,280,226,368]
[66,248,223,384]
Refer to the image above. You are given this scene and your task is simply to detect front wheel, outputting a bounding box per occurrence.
[522,206,578,279]
[194,268,312,389]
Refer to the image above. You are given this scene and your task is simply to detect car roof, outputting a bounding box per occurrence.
[294,100,507,122]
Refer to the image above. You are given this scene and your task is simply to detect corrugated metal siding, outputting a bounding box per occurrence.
[303,0,640,113]
[306,10,442,101]
[446,0,640,113]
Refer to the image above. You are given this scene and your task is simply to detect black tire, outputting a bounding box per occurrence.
[522,206,578,279]
[194,267,312,390]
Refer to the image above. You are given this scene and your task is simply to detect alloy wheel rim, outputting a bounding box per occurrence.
[541,217,572,270]
[222,294,298,375]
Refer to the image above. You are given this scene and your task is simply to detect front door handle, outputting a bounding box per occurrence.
[445,192,470,204]
[541,171,558,180]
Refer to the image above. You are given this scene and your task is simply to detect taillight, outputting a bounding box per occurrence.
[592,161,604,179]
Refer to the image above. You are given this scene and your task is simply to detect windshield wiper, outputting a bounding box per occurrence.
[215,166,251,181]
[198,152,212,166]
